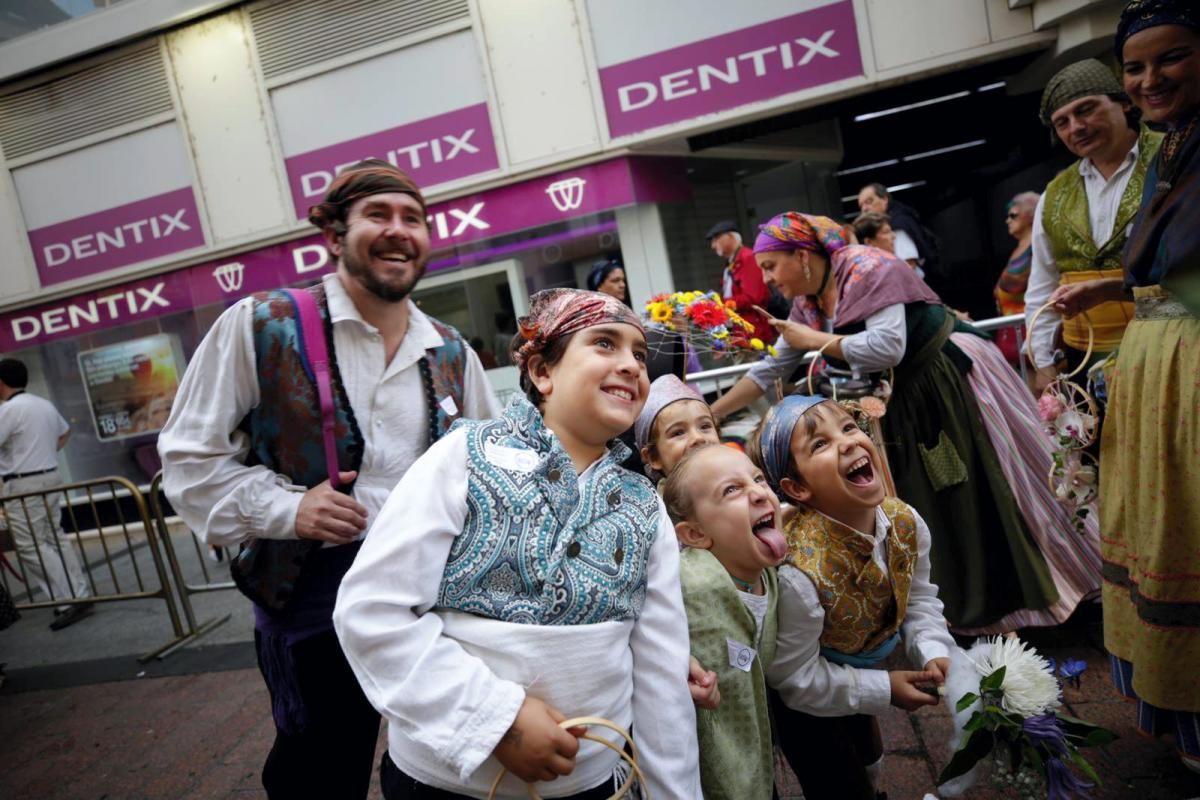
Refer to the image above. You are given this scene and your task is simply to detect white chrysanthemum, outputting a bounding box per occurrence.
[972,636,1060,717]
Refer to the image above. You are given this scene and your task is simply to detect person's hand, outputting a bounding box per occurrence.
[493,696,585,783]
[1047,278,1125,319]
[951,308,972,322]
[294,471,368,544]
[688,655,721,710]
[924,657,951,685]
[889,669,941,711]
[767,318,820,351]
[1033,365,1058,394]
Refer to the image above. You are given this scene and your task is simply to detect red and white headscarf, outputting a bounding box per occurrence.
[512,288,643,371]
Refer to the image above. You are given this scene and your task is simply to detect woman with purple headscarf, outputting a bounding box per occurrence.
[711,213,1060,631]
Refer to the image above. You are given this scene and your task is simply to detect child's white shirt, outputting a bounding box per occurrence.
[333,427,701,799]
[765,503,955,717]
[736,588,771,649]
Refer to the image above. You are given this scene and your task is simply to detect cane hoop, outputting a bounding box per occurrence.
[1025,301,1095,379]
[487,717,648,800]
[805,338,844,398]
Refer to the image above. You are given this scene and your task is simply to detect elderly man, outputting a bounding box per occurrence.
[856,183,939,277]
[705,220,776,344]
[1025,59,1162,391]
[159,160,500,799]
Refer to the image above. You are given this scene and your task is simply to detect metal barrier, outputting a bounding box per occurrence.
[0,475,193,661]
[146,471,233,658]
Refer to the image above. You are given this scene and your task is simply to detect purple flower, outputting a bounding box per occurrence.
[1059,658,1087,689]
[1046,756,1094,800]
[1023,714,1069,756]
[1046,657,1057,674]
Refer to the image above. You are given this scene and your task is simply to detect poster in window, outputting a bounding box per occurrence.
[77,334,186,441]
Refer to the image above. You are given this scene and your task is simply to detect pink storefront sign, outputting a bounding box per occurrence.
[599,1,863,138]
[1,157,686,350]
[284,103,500,218]
[28,187,206,287]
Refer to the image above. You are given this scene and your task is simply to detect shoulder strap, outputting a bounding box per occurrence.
[282,288,340,489]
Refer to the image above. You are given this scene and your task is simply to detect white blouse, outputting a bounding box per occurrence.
[766,504,955,718]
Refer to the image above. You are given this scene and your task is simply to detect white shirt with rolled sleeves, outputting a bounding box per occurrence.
[333,428,701,799]
[157,272,501,547]
[766,504,955,717]
[746,303,908,392]
[1025,142,1141,368]
[0,393,68,476]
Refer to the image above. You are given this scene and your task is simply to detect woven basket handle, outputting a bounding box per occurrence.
[1025,300,1094,380]
[487,717,649,800]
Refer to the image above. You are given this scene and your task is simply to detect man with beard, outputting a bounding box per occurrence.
[159,160,499,799]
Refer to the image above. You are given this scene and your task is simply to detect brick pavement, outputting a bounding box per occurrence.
[2,618,1199,799]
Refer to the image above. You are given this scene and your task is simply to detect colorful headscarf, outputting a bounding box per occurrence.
[1039,59,1125,126]
[307,158,427,232]
[634,375,707,451]
[1116,0,1200,61]
[759,393,827,496]
[512,288,643,371]
[753,212,850,258]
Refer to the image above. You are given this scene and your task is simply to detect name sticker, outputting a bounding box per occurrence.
[485,441,540,473]
[439,395,459,416]
[727,638,757,673]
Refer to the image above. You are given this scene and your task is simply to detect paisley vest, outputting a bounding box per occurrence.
[785,497,919,655]
[437,397,660,626]
[232,284,467,611]
[1041,127,1162,351]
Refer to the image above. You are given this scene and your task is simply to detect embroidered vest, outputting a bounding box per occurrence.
[232,284,468,611]
[680,549,777,800]
[1041,127,1162,350]
[438,397,660,626]
[785,498,919,655]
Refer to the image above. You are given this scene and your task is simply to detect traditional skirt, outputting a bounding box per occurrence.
[881,314,1057,629]
[949,332,1102,635]
[1101,285,1200,720]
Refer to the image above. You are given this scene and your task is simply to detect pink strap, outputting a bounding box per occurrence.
[283,289,341,490]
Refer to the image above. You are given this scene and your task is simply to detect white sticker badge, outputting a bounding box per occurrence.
[484,441,540,473]
[726,637,757,673]
[439,395,459,417]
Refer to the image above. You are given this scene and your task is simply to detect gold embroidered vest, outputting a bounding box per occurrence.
[785,497,919,655]
[1041,127,1162,352]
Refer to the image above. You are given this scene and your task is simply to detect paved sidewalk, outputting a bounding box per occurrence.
[2,607,1198,799]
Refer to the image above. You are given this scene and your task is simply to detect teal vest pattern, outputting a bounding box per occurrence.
[232,283,468,611]
[438,397,660,625]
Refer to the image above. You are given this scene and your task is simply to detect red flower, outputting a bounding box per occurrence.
[687,300,728,328]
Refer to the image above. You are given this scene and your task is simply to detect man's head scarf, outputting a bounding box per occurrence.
[1116,0,1200,61]
[1039,59,1125,126]
[512,288,643,371]
[759,393,827,496]
[307,158,427,232]
[634,375,707,452]
[753,212,850,258]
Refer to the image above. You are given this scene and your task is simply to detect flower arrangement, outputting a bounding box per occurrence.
[644,291,778,357]
[1036,379,1099,536]
[939,637,1115,800]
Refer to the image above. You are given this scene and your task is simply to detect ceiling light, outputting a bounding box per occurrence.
[886,181,927,193]
[854,91,971,122]
[978,81,1006,92]
[902,139,986,162]
[835,158,900,176]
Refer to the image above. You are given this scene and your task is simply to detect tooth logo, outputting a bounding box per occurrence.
[545,177,587,212]
[213,262,245,293]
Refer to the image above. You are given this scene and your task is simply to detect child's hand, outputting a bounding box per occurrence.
[688,655,721,710]
[493,696,585,783]
[924,657,951,685]
[889,670,941,711]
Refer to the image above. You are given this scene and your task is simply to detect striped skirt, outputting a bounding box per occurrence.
[949,333,1103,635]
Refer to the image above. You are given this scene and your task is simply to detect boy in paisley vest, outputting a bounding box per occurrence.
[661,444,788,800]
[334,288,700,799]
[751,394,956,800]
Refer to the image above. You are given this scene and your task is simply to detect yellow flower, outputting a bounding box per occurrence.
[750,338,764,350]
[649,303,673,322]
[767,345,778,357]
[714,329,730,340]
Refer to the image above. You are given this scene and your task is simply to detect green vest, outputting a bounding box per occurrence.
[1042,126,1163,273]
[680,549,778,800]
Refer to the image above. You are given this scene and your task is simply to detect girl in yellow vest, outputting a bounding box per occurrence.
[751,393,956,800]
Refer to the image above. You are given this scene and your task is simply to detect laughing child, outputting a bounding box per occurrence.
[334,289,700,800]
[662,444,789,800]
[753,393,955,800]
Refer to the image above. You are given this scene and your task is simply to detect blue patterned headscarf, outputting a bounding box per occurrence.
[759,393,827,495]
[1116,0,1200,61]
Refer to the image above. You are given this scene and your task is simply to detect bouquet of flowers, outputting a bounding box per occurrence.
[644,291,777,357]
[1036,385,1099,536]
[938,637,1115,800]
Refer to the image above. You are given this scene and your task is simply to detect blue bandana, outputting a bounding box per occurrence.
[1116,0,1200,61]
[760,394,827,495]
